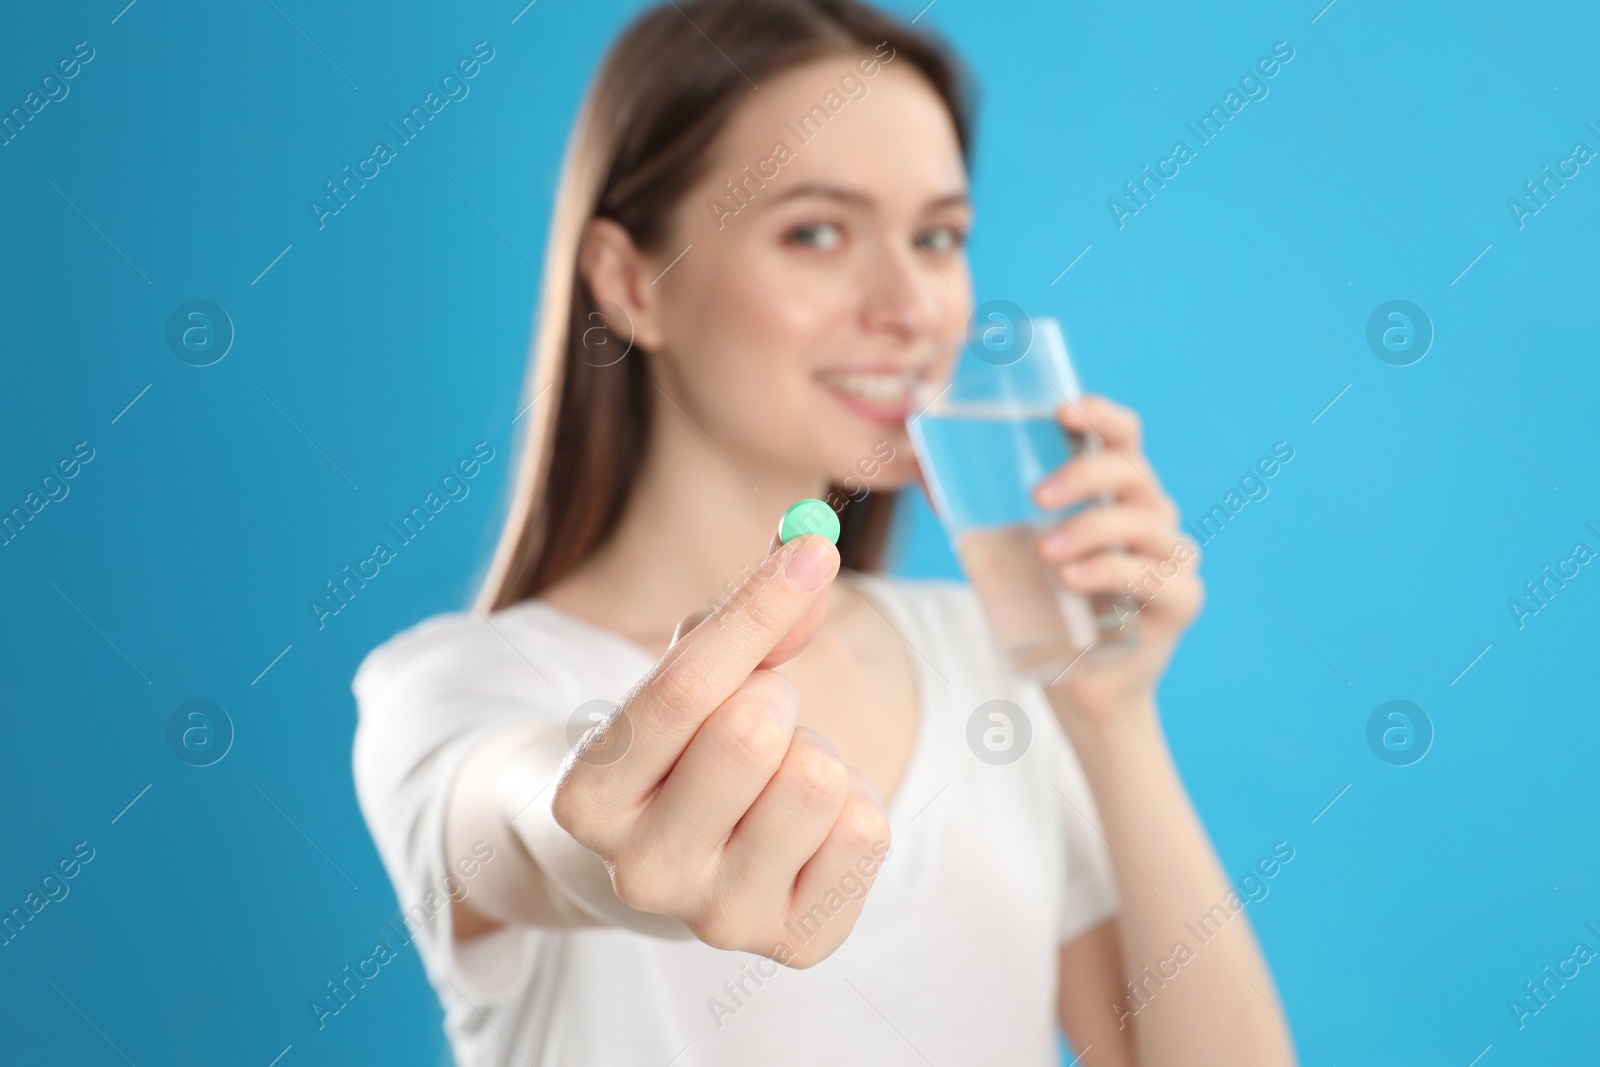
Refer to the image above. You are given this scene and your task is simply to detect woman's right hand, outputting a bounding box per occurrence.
[549,533,891,968]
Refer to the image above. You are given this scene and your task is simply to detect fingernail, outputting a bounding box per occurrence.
[784,537,836,592]
[671,608,711,645]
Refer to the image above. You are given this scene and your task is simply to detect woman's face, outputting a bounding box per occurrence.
[642,51,973,492]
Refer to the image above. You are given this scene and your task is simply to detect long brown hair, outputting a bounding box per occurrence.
[477,0,975,612]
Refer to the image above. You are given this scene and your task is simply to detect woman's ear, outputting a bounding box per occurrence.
[577,218,666,352]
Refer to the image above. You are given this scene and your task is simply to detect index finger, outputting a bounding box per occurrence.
[1060,394,1143,455]
[586,531,840,809]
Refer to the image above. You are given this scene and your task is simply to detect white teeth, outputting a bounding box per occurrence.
[819,372,917,401]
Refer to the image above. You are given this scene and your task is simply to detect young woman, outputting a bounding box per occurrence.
[352,1,1296,1064]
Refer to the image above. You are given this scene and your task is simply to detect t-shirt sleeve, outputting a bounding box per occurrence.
[350,610,565,1004]
[1048,716,1121,944]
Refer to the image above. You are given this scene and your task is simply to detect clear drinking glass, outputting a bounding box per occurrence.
[907,311,1139,683]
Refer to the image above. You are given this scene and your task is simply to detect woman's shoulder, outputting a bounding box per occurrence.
[350,600,582,710]
[352,609,478,693]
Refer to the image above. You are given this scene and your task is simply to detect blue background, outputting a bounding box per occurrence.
[3,0,1597,1064]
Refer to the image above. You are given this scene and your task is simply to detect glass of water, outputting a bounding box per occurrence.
[907,310,1138,683]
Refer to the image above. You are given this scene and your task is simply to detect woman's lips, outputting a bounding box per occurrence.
[815,369,922,425]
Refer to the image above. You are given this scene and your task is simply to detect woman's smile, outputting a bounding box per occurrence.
[814,363,931,424]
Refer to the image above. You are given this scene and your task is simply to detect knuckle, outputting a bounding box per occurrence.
[611,857,676,917]
[609,866,657,914]
[778,943,834,970]
[733,587,790,639]
[835,797,890,853]
[1066,553,1104,577]
[691,896,760,952]
[1069,557,1098,583]
[649,649,719,729]
[1069,507,1106,540]
[710,687,790,771]
[741,667,801,712]
[785,744,850,812]
[1115,508,1145,541]
[549,781,592,841]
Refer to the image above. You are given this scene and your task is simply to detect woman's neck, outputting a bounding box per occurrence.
[535,400,837,647]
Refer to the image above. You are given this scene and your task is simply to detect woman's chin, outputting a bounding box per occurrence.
[822,440,917,498]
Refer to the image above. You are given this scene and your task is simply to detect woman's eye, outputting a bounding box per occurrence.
[916,226,966,254]
[788,222,843,251]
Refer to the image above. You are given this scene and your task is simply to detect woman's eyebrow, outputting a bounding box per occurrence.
[762,180,970,213]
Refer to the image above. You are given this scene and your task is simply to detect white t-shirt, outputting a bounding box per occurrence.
[351,569,1119,1067]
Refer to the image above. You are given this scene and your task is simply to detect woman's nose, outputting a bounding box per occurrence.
[859,234,942,340]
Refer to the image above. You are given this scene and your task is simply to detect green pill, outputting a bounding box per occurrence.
[778,498,840,545]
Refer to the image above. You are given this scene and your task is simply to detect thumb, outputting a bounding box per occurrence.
[669,527,835,664]
[755,529,833,669]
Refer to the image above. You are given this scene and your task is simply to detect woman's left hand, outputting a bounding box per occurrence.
[1030,394,1204,724]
